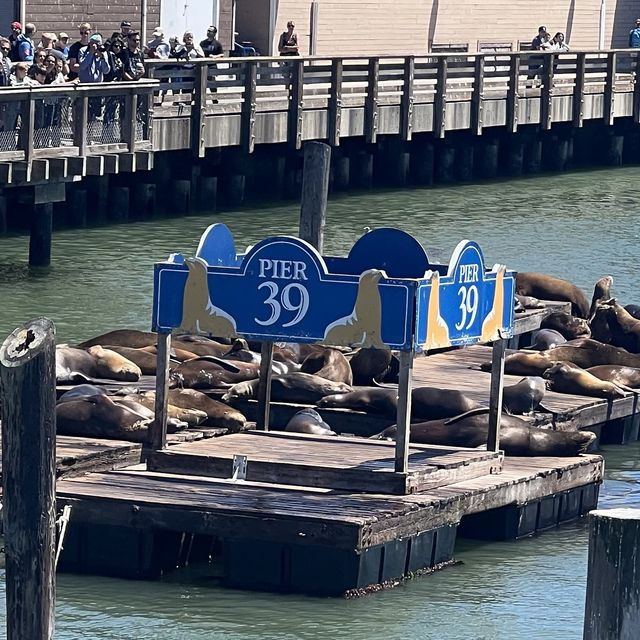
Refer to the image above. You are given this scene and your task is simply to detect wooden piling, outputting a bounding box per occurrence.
[505,137,524,176]
[435,144,455,183]
[583,508,640,640]
[170,179,191,214]
[198,176,218,210]
[67,188,88,226]
[0,317,57,640]
[524,139,543,173]
[108,186,130,222]
[131,183,156,218]
[455,144,474,181]
[478,139,499,179]
[0,194,7,234]
[606,134,624,166]
[410,142,434,185]
[299,142,331,253]
[29,202,53,267]
[226,174,246,208]
[352,151,374,189]
[333,153,350,190]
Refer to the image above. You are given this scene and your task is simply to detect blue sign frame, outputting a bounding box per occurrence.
[152,225,515,352]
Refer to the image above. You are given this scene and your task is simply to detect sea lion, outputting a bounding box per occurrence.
[101,345,159,375]
[543,362,627,399]
[169,357,259,389]
[164,388,247,431]
[377,413,595,457]
[588,276,613,320]
[323,269,386,348]
[592,302,640,353]
[540,311,591,340]
[77,329,158,349]
[56,346,142,383]
[411,386,485,420]
[317,387,398,415]
[141,344,200,362]
[624,304,640,321]
[57,384,108,403]
[222,372,352,405]
[55,395,153,442]
[285,409,337,436]
[117,392,208,427]
[484,351,557,376]
[527,328,567,350]
[171,338,231,358]
[300,348,353,385]
[349,347,393,386]
[543,340,640,369]
[585,365,640,389]
[111,396,188,432]
[516,272,590,318]
[515,294,545,310]
[502,377,547,414]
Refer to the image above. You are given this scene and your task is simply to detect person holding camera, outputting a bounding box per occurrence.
[78,33,110,83]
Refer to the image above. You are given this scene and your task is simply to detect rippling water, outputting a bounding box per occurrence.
[1,166,640,638]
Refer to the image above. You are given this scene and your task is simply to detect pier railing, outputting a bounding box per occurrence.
[0,50,639,165]
[0,81,156,165]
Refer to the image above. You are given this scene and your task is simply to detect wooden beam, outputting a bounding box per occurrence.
[33,182,65,205]
[241,61,257,153]
[151,332,171,450]
[256,342,274,431]
[299,141,331,253]
[85,155,105,176]
[73,94,89,156]
[48,157,68,181]
[135,151,154,171]
[506,55,520,133]
[0,162,12,184]
[634,52,640,124]
[19,95,35,165]
[394,350,414,473]
[67,157,86,177]
[118,153,136,173]
[327,58,343,146]
[434,57,448,138]
[487,337,507,452]
[540,53,554,130]
[400,56,415,141]
[191,63,208,157]
[604,51,616,126]
[123,91,138,153]
[365,57,379,144]
[471,55,485,135]
[572,52,586,128]
[288,59,305,150]
[102,154,119,175]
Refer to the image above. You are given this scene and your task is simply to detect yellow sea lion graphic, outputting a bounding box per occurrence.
[481,265,506,342]
[423,270,450,350]
[323,268,387,349]
[179,257,237,339]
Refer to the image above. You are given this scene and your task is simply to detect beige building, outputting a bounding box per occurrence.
[234,0,639,56]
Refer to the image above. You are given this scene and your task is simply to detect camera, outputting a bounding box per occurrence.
[98,45,107,52]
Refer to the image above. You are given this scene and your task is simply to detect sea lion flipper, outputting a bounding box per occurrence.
[187,355,241,373]
[443,407,490,425]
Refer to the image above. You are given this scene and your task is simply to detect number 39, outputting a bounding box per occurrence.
[255,281,310,327]
[455,284,478,330]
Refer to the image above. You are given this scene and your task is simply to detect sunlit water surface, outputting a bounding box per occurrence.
[1,167,640,638]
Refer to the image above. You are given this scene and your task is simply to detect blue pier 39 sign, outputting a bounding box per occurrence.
[153,224,415,350]
[152,225,515,352]
[414,240,515,351]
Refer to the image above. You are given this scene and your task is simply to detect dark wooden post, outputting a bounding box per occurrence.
[29,202,53,267]
[364,57,379,144]
[19,92,35,170]
[506,54,520,133]
[192,63,208,157]
[434,56,448,138]
[328,58,343,146]
[471,55,485,135]
[583,508,640,640]
[633,52,640,124]
[603,51,617,127]
[123,89,138,153]
[241,61,257,153]
[299,141,331,253]
[152,331,171,449]
[0,317,57,640]
[394,350,414,473]
[573,52,586,127]
[540,53,554,130]
[288,59,304,150]
[400,56,415,141]
[73,91,89,156]
[487,337,507,451]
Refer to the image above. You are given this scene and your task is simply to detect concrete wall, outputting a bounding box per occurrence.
[273,0,639,56]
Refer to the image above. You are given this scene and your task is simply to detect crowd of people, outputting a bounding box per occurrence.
[0,19,231,88]
[530,26,570,52]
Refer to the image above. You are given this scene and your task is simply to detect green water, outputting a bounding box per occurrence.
[1,166,640,638]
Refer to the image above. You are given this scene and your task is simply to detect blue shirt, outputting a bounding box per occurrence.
[630,27,640,47]
[78,46,111,83]
[17,35,33,61]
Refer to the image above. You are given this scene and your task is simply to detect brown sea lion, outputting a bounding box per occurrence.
[349,347,393,385]
[117,393,208,427]
[624,304,640,321]
[483,351,557,376]
[317,387,398,415]
[111,396,189,432]
[593,302,640,353]
[222,372,352,405]
[55,395,152,442]
[516,272,590,318]
[502,377,547,414]
[56,346,142,383]
[588,276,613,321]
[411,386,485,420]
[169,357,259,389]
[543,340,640,369]
[141,344,200,362]
[515,294,545,310]
[171,338,231,358]
[300,348,353,385]
[101,345,159,375]
[377,413,595,457]
[540,311,591,340]
[77,329,158,349]
[163,388,247,431]
[284,409,337,436]
[543,362,627,399]
[585,365,640,389]
[527,329,567,350]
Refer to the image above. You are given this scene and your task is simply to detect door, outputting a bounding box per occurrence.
[161,0,219,41]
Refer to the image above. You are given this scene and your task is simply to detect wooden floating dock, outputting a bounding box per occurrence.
[56,452,602,595]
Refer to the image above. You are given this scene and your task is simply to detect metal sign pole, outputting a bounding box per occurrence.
[394,349,414,473]
[487,336,507,452]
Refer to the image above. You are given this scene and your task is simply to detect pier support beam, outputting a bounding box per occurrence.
[605,134,624,166]
[505,137,524,176]
[352,151,374,189]
[225,175,246,208]
[435,144,455,184]
[29,203,53,267]
[477,139,499,179]
[67,188,87,227]
[0,194,7,234]
[131,183,156,218]
[170,180,191,215]
[86,176,108,222]
[454,144,474,181]
[524,138,543,174]
[544,134,571,172]
[198,176,218,210]
[333,152,350,190]
[410,142,434,185]
[583,508,640,640]
[108,187,130,222]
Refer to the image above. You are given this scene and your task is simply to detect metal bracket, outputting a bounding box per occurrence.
[232,454,248,481]
[55,504,72,569]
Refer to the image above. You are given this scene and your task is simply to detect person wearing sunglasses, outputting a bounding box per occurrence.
[0,37,11,87]
[68,22,92,80]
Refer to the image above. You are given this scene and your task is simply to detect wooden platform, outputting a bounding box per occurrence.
[0,436,142,482]
[146,431,503,495]
[56,453,603,595]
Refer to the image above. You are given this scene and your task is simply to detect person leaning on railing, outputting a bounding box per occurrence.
[121,31,145,81]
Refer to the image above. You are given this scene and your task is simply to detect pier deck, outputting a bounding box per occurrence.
[56,452,602,595]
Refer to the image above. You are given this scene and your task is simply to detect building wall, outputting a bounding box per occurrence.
[273,0,640,56]
[218,0,234,52]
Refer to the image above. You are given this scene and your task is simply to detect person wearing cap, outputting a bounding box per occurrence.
[200,25,223,58]
[629,19,640,48]
[17,23,36,62]
[120,21,132,38]
[37,32,56,51]
[531,25,552,50]
[146,27,170,58]
[9,21,22,62]
[78,34,110,83]
[278,20,299,56]
[68,23,92,80]
[56,33,70,58]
